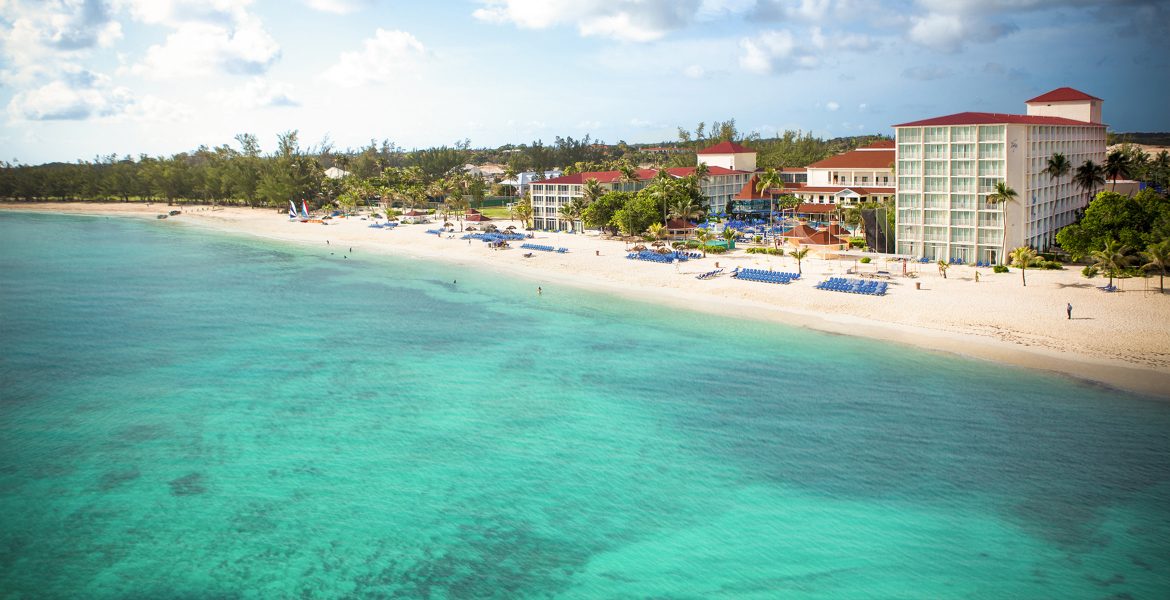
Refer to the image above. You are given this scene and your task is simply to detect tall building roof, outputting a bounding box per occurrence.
[1026,87,1101,103]
[893,112,1105,127]
[697,140,754,155]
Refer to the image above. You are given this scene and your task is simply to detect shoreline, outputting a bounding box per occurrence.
[5,202,1169,399]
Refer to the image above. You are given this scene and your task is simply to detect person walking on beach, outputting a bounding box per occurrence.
[1067,302,1073,320]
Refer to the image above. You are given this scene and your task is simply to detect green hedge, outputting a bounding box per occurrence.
[745,247,784,255]
[993,265,1009,273]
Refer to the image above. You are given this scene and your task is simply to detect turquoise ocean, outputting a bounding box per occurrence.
[1,211,1168,599]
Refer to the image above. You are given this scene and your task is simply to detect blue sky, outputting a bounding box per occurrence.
[1,0,1167,164]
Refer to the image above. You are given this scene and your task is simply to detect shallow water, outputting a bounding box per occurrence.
[1,212,1168,598]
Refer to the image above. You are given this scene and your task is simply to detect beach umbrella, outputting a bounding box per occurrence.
[505,225,516,230]
[651,241,665,247]
[466,226,477,231]
[443,222,453,227]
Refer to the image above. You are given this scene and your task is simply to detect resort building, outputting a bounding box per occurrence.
[528,142,752,230]
[893,87,1106,264]
[791,141,895,206]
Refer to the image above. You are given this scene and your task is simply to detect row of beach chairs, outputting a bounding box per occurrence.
[695,268,724,280]
[732,268,800,284]
[816,277,888,296]
[521,243,568,253]
[625,250,689,264]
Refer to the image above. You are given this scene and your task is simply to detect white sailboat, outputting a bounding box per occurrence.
[288,200,299,220]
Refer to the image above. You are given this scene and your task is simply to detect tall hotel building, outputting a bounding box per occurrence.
[893,88,1106,264]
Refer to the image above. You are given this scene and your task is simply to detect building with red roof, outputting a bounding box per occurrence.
[528,156,752,231]
[893,87,1106,265]
[696,140,757,172]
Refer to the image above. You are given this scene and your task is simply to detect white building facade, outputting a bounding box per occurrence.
[893,88,1106,264]
[527,142,752,230]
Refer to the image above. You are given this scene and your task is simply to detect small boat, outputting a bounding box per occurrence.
[168,210,181,216]
[156,214,168,219]
[289,200,299,220]
[300,201,311,222]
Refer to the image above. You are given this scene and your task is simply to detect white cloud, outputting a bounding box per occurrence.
[209,77,298,109]
[738,30,817,74]
[4,65,185,122]
[303,0,371,14]
[129,18,281,78]
[826,101,840,111]
[322,28,426,87]
[472,0,699,42]
[113,0,248,27]
[683,64,705,78]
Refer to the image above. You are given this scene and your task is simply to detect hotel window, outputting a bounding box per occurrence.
[924,210,947,225]
[898,160,921,175]
[978,177,1000,193]
[899,176,921,190]
[951,144,976,159]
[978,125,1005,141]
[950,211,975,226]
[978,160,1004,177]
[898,193,921,208]
[952,177,975,193]
[898,128,922,143]
[925,194,948,209]
[978,143,1004,159]
[950,227,975,242]
[925,127,948,143]
[950,160,975,176]
[898,144,922,159]
[924,226,947,241]
[978,212,1002,228]
[925,144,948,160]
[951,194,976,210]
[897,209,920,224]
[925,161,947,176]
[925,177,947,192]
[558,185,568,192]
[951,126,976,142]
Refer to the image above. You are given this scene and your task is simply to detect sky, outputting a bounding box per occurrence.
[1,0,1167,164]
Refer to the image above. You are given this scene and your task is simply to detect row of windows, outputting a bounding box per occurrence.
[898,125,1005,144]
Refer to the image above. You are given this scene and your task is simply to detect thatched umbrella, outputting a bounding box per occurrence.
[651,241,666,247]
[505,225,516,230]
[466,226,477,231]
[443,222,453,227]
[656,246,672,255]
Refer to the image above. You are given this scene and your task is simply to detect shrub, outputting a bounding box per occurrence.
[753,235,763,243]
[1081,265,1098,278]
[859,257,871,264]
[849,237,866,248]
[993,265,1009,274]
[1041,260,1064,270]
[705,246,728,254]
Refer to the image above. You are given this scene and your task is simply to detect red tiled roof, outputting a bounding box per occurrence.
[795,203,837,214]
[665,219,696,230]
[806,148,895,169]
[1026,87,1101,103]
[465,213,491,221]
[781,224,820,238]
[801,231,849,246]
[533,166,746,185]
[893,112,1104,127]
[795,186,894,195]
[781,167,807,173]
[697,140,754,155]
[823,223,852,237]
[735,176,768,200]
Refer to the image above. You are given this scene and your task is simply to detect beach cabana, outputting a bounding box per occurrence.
[665,219,696,240]
[402,209,430,224]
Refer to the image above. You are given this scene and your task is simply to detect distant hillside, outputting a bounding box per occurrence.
[1108,132,1170,146]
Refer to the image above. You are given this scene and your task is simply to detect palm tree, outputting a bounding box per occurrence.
[582,177,605,206]
[1142,240,1170,293]
[618,162,640,192]
[1073,160,1105,206]
[755,168,784,245]
[1009,246,1037,287]
[669,198,704,240]
[1043,153,1071,247]
[721,227,738,250]
[986,181,1018,265]
[653,169,674,225]
[694,228,713,258]
[1090,239,1133,288]
[559,198,585,233]
[513,194,533,229]
[789,246,810,275]
[646,222,665,245]
[1104,150,1132,191]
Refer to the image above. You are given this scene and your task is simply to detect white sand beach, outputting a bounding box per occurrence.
[6,202,1170,398]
